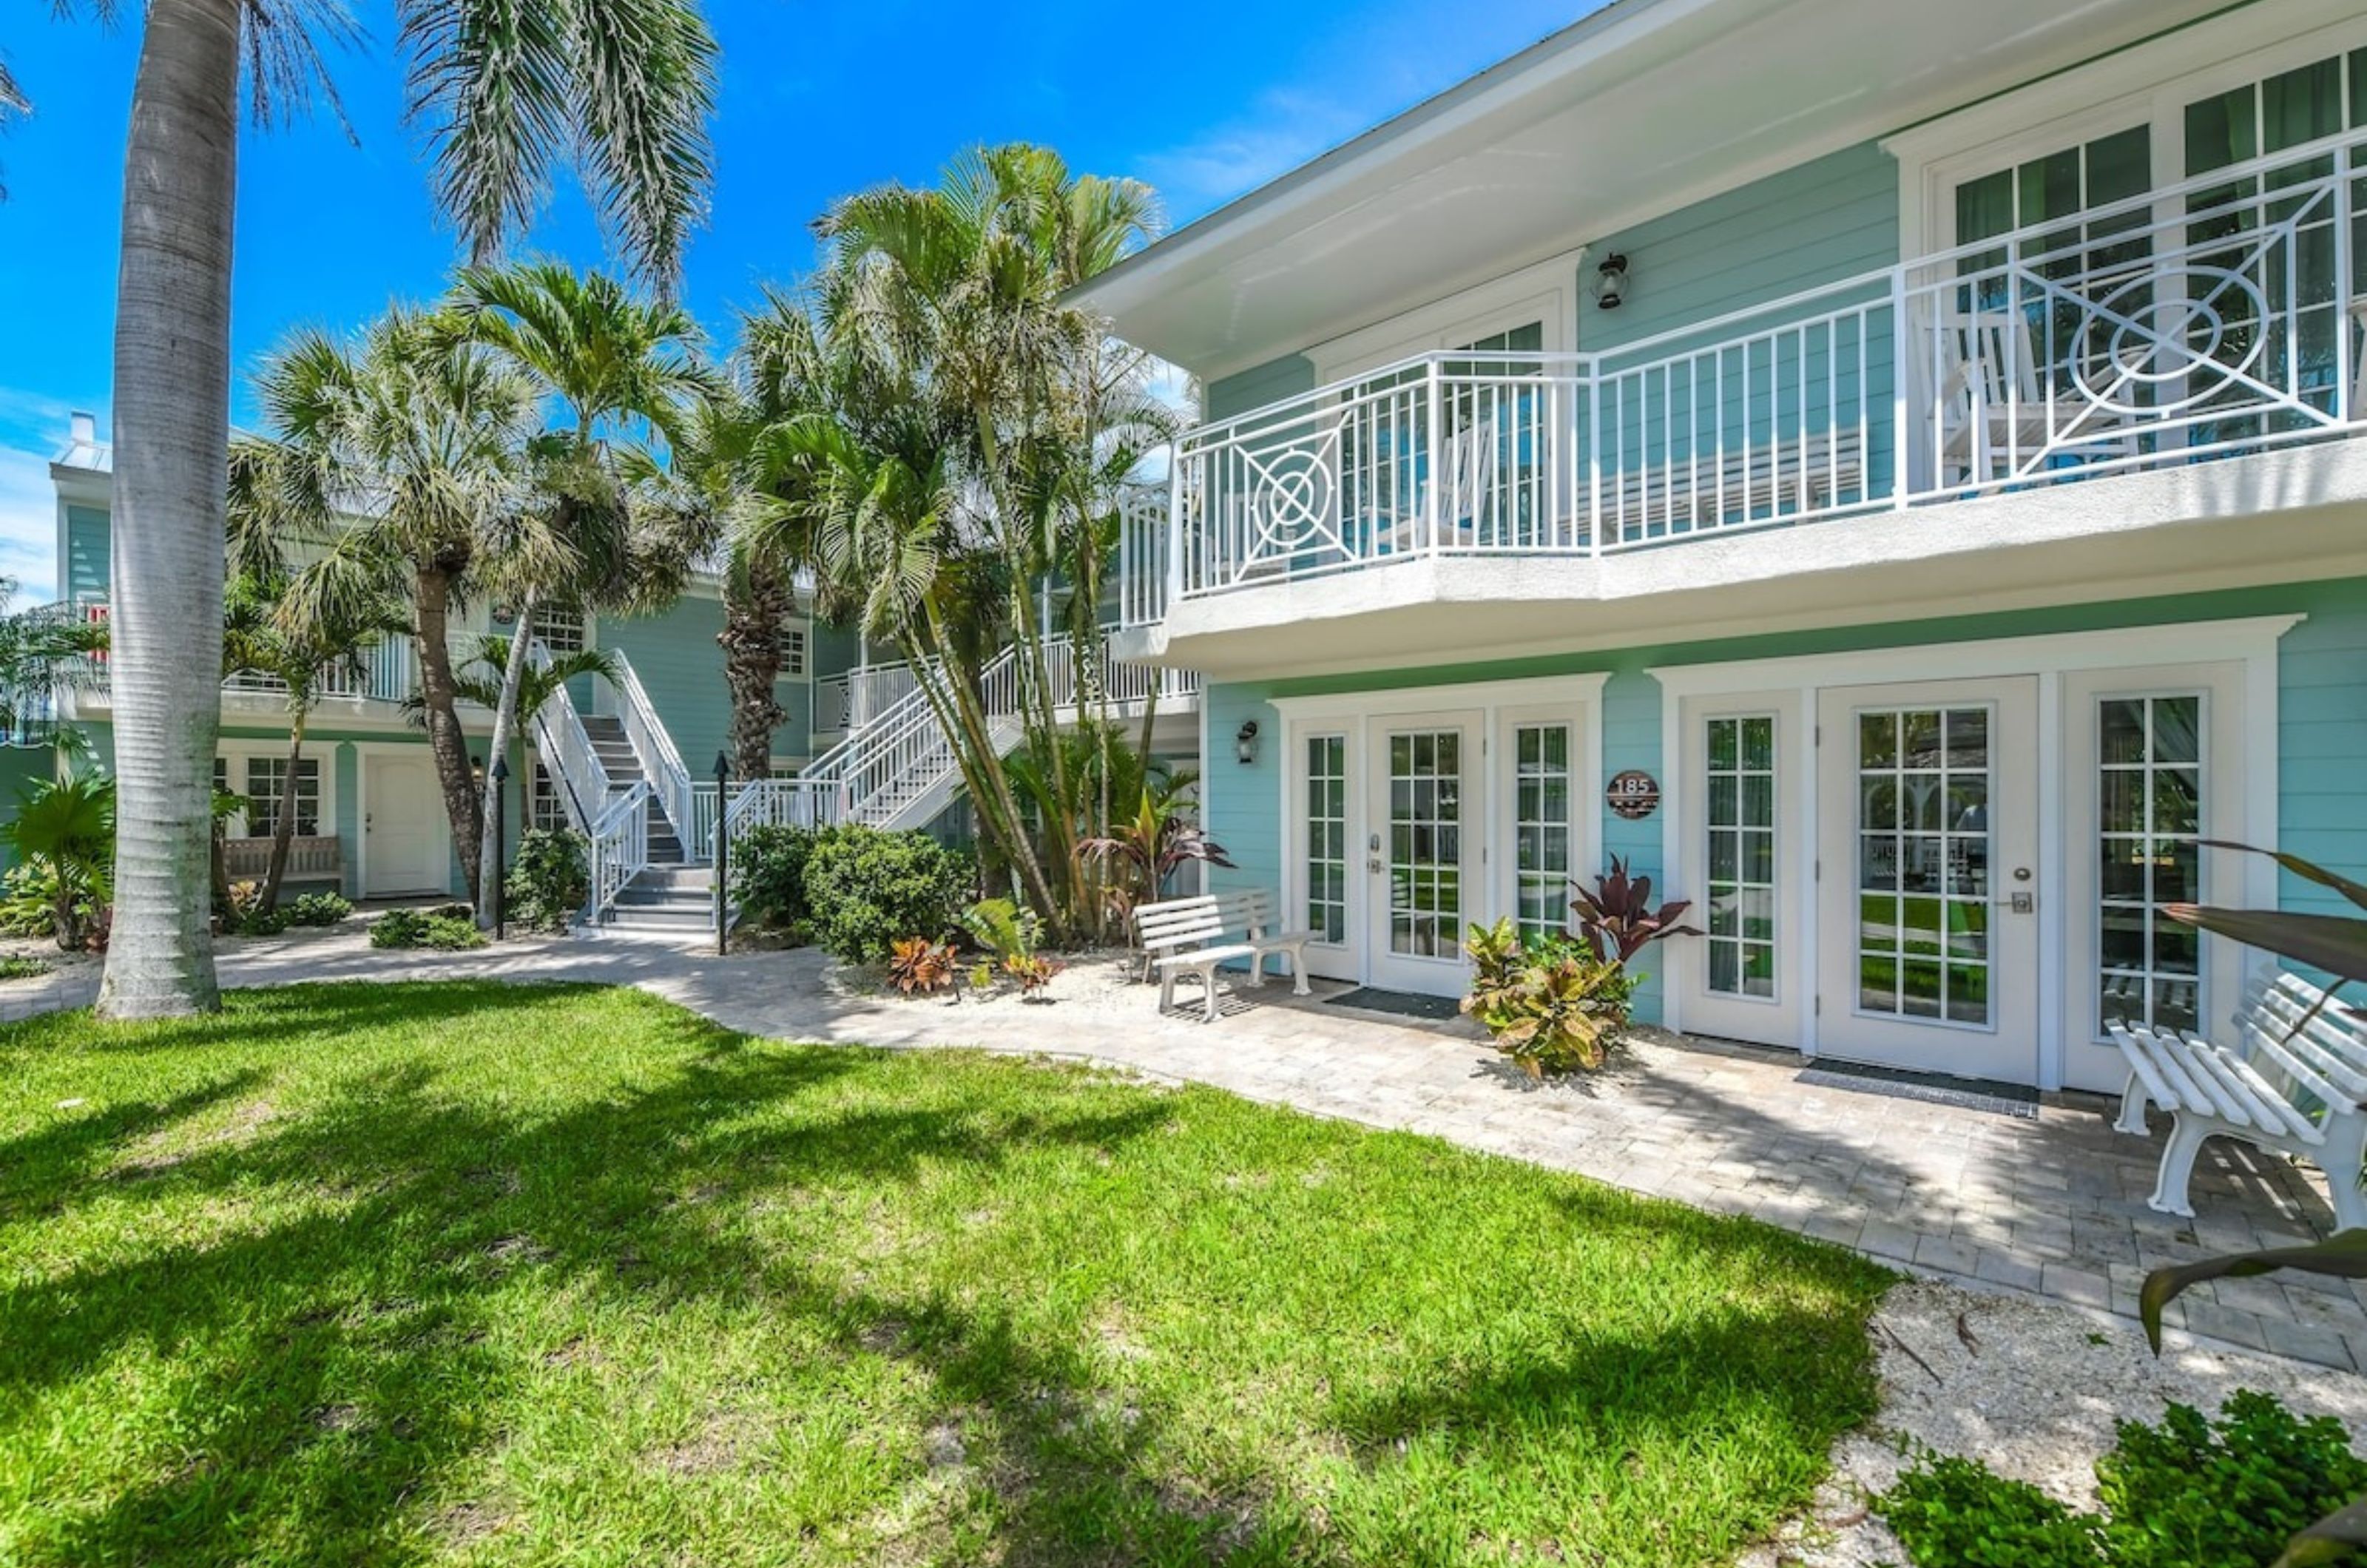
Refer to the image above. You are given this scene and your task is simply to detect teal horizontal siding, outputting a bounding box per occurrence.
[601,595,732,777]
[1206,354,1317,422]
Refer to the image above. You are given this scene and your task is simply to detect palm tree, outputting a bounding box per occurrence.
[66,0,718,1018]
[0,581,109,752]
[233,309,544,908]
[218,571,408,911]
[443,261,709,918]
[401,633,617,844]
[765,145,1169,940]
[1,774,115,951]
[635,292,836,780]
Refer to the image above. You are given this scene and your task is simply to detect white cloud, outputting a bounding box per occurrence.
[0,389,77,605]
[1134,88,1377,218]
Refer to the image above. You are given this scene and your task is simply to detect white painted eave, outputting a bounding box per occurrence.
[1076,0,2241,380]
[1115,446,2367,678]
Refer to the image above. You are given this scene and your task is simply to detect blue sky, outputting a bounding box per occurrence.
[0,1,1587,601]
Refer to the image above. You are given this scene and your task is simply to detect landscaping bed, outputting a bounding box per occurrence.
[0,980,1886,1567]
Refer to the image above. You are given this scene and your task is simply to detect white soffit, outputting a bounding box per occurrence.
[1078,0,2240,377]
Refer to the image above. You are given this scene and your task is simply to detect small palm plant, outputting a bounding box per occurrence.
[1,775,115,950]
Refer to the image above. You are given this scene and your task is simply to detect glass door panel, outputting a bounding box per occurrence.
[1817,678,2039,1084]
[1366,717,1478,995]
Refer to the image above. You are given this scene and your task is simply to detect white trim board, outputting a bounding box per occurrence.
[1267,673,1613,721]
[1646,616,2303,697]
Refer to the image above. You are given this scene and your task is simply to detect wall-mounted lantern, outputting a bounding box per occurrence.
[1235,720,1260,766]
[1593,251,1630,311]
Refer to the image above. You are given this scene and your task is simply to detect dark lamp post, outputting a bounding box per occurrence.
[488,755,511,940]
[712,751,730,956]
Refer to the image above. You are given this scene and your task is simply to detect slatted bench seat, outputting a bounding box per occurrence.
[2110,970,2367,1231]
[1212,888,1316,997]
[1135,895,1258,1024]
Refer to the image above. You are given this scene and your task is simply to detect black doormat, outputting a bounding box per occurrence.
[1324,987,1463,1022]
[1796,1058,2039,1119]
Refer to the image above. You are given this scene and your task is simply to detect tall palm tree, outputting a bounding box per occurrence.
[69,0,718,1017]
[233,309,545,906]
[218,571,408,910]
[443,262,708,917]
[769,145,1169,940]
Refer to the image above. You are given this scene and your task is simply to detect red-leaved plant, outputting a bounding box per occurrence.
[1570,856,1699,966]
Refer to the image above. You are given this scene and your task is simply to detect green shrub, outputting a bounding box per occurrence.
[370,908,489,951]
[232,906,295,937]
[730,824,820,932]
[1461,918,1636,1076]
[505,829,589,933]
[801,825,974,964]
[0,862,80,940]
[0,953,53,981]
[1882,1453,2101,1568]
[2096,1391,2367,1568]
[1880,1392,2367,1568]
[287,891,354,927]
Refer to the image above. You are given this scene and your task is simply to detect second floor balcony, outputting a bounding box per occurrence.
[1120,128,2367,655]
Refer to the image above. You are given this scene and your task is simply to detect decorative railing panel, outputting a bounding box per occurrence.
[1121,126,2367,624]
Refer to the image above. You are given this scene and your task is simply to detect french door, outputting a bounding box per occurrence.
[1815,678,2040,1083]
[1365,715,1478,994]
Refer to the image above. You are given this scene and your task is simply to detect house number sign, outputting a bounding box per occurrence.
[1606,769,1661,820]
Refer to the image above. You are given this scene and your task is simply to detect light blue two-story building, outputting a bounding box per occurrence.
[1086,0,2367,1092]
[49,419,1201,928]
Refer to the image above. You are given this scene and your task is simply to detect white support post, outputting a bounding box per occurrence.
[1424,358,1442,554]
[1890,264,1911,510]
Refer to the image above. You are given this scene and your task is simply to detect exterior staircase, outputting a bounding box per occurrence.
[581,715,687,864]
[575,711,711,934]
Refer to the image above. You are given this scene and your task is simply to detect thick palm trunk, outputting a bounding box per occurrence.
[413,565,484,898]
[260,714,305,911]
[95,0,241,1018]
[720,564,790,780]
[473,592,539,925]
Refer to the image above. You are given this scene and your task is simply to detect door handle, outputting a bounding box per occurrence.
[1993,891,2035,913]
[1367,858,1383,873]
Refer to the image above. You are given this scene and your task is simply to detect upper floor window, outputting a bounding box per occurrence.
[778,628,807,677]
[534,605,587,655]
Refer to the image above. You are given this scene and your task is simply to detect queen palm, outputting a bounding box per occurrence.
[59,0,717,1017]
[444,262,709,918]
[777,145,1167,939]
[234,308,545,906]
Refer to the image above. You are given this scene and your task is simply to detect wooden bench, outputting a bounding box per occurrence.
[1212,889,1317,997]
[2110,970,2367,1231]
[1135,895,1258,1023]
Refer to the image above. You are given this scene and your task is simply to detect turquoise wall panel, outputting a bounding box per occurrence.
[334,743,359,898]
[603,595,730,774]
[1206,354,1317,422]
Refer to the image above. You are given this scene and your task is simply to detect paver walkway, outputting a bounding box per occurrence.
[9,927,2361,1368]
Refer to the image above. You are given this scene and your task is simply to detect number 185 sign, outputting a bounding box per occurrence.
[1606,769,1660,821]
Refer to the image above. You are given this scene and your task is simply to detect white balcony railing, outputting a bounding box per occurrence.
[1129,125,2367,622]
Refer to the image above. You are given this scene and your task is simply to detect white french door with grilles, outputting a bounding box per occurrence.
[1365,715,1479,993]
[1815,678,2041,1083]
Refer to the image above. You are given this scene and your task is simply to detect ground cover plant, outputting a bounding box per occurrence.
[1878,1390,2367,1567]
[0,981,1888,1567]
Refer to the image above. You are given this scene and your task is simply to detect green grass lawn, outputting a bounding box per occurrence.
[0,982,1891,1567]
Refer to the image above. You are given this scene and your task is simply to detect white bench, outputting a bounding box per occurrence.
[2110,970,2367,1231]
[1212,889,1316,997]
[1135,895,1258,1023]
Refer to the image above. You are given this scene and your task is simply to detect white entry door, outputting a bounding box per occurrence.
[1365,715,1479,995]
[365,753,444,896]
[1815,678,2040,1083]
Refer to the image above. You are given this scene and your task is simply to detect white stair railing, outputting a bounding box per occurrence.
[526,638,649,920]
[587,783,654,916]
[607,650,698,851]
[718,629,1194,852]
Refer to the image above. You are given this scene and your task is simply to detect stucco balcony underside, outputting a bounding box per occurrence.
[1118,444,2367,677]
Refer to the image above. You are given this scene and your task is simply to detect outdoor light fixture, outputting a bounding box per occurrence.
[1593,251,1630,310]
[1235,720,1260,766]
[470,752,484,787]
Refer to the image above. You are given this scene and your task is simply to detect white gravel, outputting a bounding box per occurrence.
[1743,1278,2367,1566]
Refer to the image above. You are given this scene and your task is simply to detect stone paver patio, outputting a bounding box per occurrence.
[7,927,2359,1368]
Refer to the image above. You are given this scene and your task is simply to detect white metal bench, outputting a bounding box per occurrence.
[1135,895,1258,1023]
[2110,970,2367,1231]
[1212,889,1316,997]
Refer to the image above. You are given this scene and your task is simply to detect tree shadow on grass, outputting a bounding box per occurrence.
[3,981,1888,1568]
